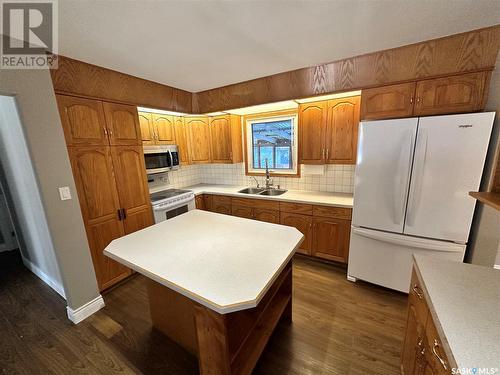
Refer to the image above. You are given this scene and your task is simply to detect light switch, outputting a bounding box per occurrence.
[58,186,72,201]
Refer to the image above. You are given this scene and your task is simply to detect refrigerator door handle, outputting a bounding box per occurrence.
[394,130,415,224]
[352,227,463,252]
[406,129,428,226]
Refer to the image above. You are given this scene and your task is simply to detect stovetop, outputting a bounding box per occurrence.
[150,189,191,203]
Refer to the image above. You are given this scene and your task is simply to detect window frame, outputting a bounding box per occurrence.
[243,110,300,177]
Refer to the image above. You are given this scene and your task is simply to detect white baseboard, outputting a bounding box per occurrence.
[494,265,500,270]
[67,295,105,324]
[22,257,66,299]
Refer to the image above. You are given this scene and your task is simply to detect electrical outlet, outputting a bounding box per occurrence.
[58,186,72,201]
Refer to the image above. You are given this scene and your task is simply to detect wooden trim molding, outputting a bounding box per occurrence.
[194,25,500,113]
[50,55,192,113]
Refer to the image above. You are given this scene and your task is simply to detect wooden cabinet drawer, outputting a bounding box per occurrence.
[279,201,313,215]
[409,268,429,326]
[231,197,280,211]
[253,209,280,224]
[232,205,253,219]
[212,195,232,205]
[313,205,352,220]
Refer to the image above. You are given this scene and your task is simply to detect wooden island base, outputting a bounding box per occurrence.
[146,261,293,375]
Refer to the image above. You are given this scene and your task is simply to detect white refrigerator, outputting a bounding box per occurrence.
[347,112,495,292]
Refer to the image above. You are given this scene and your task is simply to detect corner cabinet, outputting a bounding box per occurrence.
[360,71,489,120]
[57,94,153,291]
[299,96,360,165]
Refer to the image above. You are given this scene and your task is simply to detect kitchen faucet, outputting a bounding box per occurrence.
[265,159,274,189]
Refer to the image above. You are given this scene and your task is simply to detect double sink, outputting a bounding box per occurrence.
[238,187,288,196]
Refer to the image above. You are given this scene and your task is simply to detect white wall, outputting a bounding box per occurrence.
[0,96,65,297]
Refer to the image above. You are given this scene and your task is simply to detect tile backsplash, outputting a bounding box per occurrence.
[149,163,355,194]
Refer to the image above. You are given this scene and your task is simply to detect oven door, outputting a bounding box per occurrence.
[144,149,172,174]
[153,200,195,223]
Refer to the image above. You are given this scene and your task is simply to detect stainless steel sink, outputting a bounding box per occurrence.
[258,189,287,196]
[238,187,265,194]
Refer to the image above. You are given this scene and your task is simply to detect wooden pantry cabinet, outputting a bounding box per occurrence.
[299,96,360,165]
[360,71,489,120]
[198,193,352,263]
[57,94,153,291]
[401,269,453,375]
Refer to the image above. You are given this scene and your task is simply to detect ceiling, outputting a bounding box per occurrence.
[59,1,500,92]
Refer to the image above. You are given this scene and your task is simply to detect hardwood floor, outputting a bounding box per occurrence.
[0,250,407,374]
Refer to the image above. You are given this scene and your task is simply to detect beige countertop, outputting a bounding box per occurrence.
[179,183,354,208]
[414,255,500,371]
[104,210,303,314]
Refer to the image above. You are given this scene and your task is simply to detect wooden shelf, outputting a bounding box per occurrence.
[469,192,500,211]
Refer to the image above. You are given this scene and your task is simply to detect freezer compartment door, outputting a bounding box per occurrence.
[347,227,466,293]
[352,118,417,233]
[404,112,494,243]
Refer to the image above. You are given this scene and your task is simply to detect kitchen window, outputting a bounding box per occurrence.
[245,113,298,176]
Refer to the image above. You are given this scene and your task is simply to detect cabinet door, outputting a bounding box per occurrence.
[195,195,205,210]
[325,96,360,164]
[174,116,190,165]
[102,102,142,146]
[312,217,350,263]
[423,318,452,375]
[414,72,486,116]
[110,146,153,234]
[138,112,155,145]
[360,82,416,120]
[203,194,213,211]
[299,101,327,164]
[231,205,253,219]
[209,115,232,163]
[254,209,280,224]
[402,300,428,375]
[56,95,108,146]
[152,114,175,144]
[186,117,211,163]
[68,146,130,290]
[280,212,312,255]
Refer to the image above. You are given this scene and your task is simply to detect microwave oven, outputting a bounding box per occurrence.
[143,145,179,174]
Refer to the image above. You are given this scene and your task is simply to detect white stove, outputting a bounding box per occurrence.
[150,189,195,223]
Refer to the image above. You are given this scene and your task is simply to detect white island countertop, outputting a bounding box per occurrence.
[414,255,500,370]
[104,210,304,314]
[170,183,354,208]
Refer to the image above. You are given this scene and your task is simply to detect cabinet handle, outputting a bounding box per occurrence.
[121,208,127,220]
[117,209,122,221]
[322,148,325,159]
[412,284,423,300]
[326,148,329,160]
[103,127,108,136]
[416,97,421,104]
[431,339,448,370]
[409,96,413,104]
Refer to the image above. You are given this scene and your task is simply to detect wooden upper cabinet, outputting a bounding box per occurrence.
[186,116,211,164]
[68,146,121,222]
[138,112,155,145]
[414,72,487,116]
[102,102,142,146]
[325,96,360,164]
[299,101,327,164]
[152,114,175,144]
[280,212,312,255]
[312,216,350,263]
[173,116,190,165]
[360,82,416,120]
[209,115,243,164]
[56,95,108,147]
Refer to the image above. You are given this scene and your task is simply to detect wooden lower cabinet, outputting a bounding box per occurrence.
[197,194,351,263]
[253,209,280,224]
[232,205,253,219]
[311,217,350,263]
[402,268,453,375]
[280,212,312,255]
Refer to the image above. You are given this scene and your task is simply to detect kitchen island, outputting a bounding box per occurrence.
[104,209,304,374]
